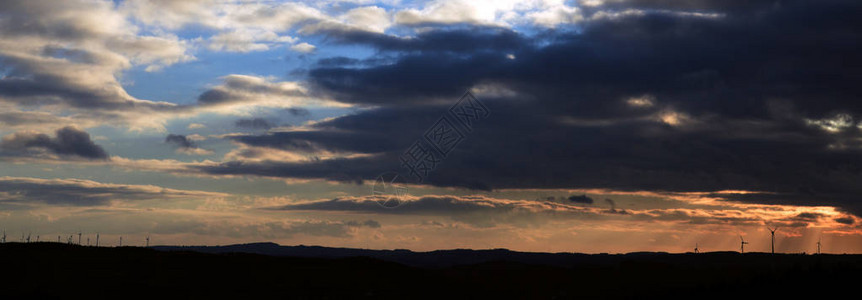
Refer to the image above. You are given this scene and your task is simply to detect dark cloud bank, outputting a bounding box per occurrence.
[0,126,108,160]
[200,1,862,216]
[165,134,199,149]
[235,118,274,130]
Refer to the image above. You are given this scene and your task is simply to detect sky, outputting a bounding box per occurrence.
[1,0,861,253]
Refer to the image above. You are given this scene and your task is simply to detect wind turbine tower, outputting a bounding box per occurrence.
[767,226,779,254]
[1,230,5,243]
[817,237,822,255]
[77,231,82,245]
[145,235,150,247]
[96,233,99,247]
[694,243,699,254]
[739,235,749,253]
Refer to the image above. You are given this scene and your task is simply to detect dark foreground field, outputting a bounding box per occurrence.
[1,243,859,299]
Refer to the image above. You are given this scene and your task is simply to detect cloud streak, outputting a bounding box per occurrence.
[0,176,227,206]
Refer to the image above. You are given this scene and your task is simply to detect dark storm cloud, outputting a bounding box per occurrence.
[0,126,108,160]
[308,52,505,105]
[195,155,389,185]
[318,26,527,54]
[794,213,823,221]
[196,89,232,105]
[286,107,310,117]
[310,0,862,118]
[165,134,196,149]
[568,195,594,204]
[234,118,273,130]
[598,0,784,13]
[164,133,211,155]
[307,27,528,105]
[203,1,862,216]
[835,217,855,225]
[227,118,410,153]
[316,56,360,67]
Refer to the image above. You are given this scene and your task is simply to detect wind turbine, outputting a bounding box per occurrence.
[816,237,822,255]
[739,235,749,253]
[119,236,122,247]
[766,226,780,254]
[77,231,82,245]
[694,243,699,254]
[145,235,150,247]
[96,233,99,247]
[1,229,5,243]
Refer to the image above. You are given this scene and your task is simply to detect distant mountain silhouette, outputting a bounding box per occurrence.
[149,242,807,268]
[3,242,860,299]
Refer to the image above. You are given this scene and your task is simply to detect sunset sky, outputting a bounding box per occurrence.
[1,0,861,253]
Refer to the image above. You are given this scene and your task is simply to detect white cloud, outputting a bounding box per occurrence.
[807,113,855,133]
[0,0,196,131]
[195,74,348,114]
[394,0,510,26]
[177,147,215,156]
[339,6,393,33]
[626,95,656,108]
[207,29,297,53]
[290,42,317,53]
[124,0,325,54]
[528,4,584,27]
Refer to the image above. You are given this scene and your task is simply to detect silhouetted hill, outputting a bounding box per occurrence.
[148,242,810,268]
[154,242,608,267]
[2,242,860,299]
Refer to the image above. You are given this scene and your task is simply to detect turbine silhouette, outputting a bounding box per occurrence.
[739,235,749,253]
[766,226,779,254]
